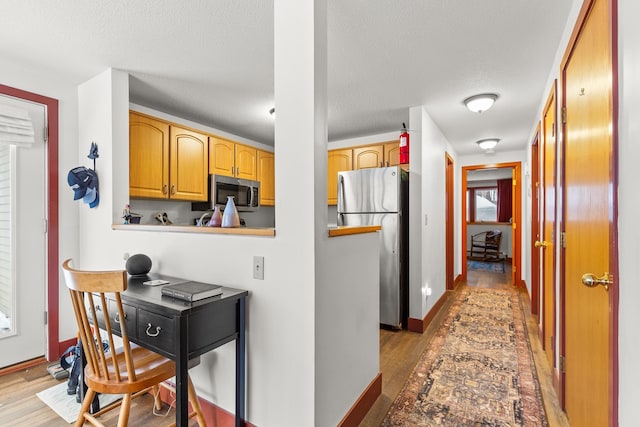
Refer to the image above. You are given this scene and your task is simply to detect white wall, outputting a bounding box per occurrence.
[0,56,81,346]
[72,3,379,424]
[408,106,456,321]
[616,0,640,423]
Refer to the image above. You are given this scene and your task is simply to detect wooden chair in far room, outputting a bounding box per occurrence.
[61,259,207,427]
[469,230,503,261]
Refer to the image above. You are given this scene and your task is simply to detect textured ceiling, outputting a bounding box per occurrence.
[0,0,575,154]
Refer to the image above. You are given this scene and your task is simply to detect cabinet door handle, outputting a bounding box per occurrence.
[114,312,126,324]
[170,184,176,195]
[146,323,161,337]
[237,167,240,176]
[386,161,389,167]
[162,184,168,195]
[232,166,235,176]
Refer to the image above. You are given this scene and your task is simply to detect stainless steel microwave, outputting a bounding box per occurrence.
[192,174,260,212]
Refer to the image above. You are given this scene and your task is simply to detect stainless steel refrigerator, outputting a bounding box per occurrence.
[337,166,409,328]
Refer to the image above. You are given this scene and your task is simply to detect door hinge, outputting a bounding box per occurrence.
[560,355,566,373]
[43,126,48,143]
[43,218,48,234]
[561,107,567,124]
[44,311,48,325]
[560,231,566,248]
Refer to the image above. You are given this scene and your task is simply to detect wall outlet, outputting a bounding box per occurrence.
[253,256,264,280]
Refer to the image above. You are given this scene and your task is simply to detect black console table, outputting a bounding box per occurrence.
[88,274,248,427]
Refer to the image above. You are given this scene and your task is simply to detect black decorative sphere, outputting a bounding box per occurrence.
[125,254,152,276]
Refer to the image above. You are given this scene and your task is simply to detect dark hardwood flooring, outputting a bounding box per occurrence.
[361,262,570,426]
[0,263,568,426]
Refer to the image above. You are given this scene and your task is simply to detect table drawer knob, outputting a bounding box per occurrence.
[146,323,162,337]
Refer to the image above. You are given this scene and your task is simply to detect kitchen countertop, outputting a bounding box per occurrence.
[113,224,380,238]
[327,225,381,237]
[112,223,276,236]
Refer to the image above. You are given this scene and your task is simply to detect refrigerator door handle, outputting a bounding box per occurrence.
[337,174,345,212]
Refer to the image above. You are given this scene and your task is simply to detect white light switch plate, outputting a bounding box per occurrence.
[253,256,264,280]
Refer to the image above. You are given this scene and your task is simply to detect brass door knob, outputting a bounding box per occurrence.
[535,240,550,248]
[581,272,613,291]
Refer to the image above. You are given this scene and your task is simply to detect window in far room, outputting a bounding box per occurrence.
[467,178,512,223]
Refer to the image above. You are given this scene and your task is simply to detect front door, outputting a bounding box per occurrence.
[562,0,615,425]
[0,95,47,368]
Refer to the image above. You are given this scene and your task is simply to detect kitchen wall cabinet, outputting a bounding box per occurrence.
[353,141,400,170]
[129,112,208,201]
[383,141,401,166]
[129,112,170,199]
[328,148,353,205]
[169,126,209,201]
[209,137,257,181]
[257,149,275,206]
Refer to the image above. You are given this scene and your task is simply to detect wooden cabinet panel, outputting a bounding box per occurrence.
[328,149,353,205]
[209,138,257,180]
[257,150,275,206]
[169,126,209,201]
[235,144,257,181]
[353,145,384,169]
[129,111,208,201]
[384,141,401,166]
[209,137,235,177]
[129,112,170,199]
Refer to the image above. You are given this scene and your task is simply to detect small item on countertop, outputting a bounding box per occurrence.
[125,253,152,276]
[221,196,240,228]
[154,212,172,225]
[208,205,222,227]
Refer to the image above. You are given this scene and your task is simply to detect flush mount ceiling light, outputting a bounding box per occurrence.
[476,138,500,150]
[464,93,498,113]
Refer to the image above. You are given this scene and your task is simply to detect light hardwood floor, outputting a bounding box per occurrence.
[361,263,570,426]
[0,265,568,426]
[0,362,197,426]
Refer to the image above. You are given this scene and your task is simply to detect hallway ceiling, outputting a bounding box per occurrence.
[0,1,575,155]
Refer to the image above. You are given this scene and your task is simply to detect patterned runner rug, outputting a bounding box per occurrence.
[382,287,547,426]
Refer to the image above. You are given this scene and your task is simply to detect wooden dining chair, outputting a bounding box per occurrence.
[62,259,206,427]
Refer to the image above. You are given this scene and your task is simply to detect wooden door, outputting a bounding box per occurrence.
[235,144,257,180]
[209,136,235,177]
[327,149,352,205]
[129,112,170,199]
[542,85,557,370]
[530,128,541,316]
[445,153,454,290]
[353,145,383,169]
[562,0,614,425]
[257,149,275,206]
[169,126,208,201]
[384,141,400,166]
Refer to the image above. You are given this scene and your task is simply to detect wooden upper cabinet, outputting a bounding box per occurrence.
[235,144,257,181]
[209,138,257,180]
[169,126,209,201]
[129,112,170,199]
[129,111,208,201]
[384,141,401,166]
[209,137,235,177]
[328,148,353,205]
[257,149,275,206]
[353,145,384,169]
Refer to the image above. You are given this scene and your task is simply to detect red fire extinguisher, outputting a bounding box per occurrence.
[399,123,409,164]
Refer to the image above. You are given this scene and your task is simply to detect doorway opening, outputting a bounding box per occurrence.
[461,162,522,288]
